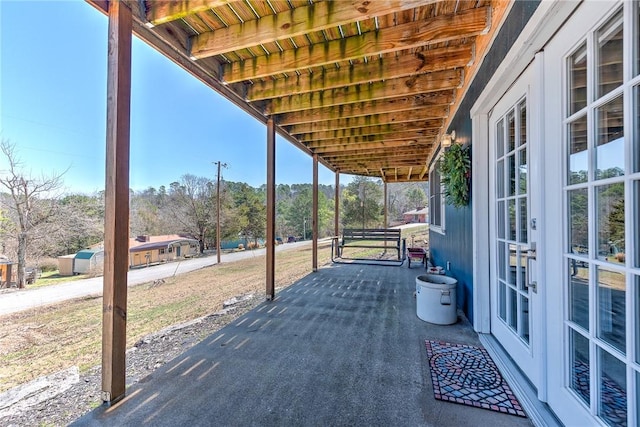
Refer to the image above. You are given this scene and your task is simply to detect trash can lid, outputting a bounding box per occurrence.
[416,274,457,288]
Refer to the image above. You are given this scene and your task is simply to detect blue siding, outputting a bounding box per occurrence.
[430,204,473,318]
[429,1,540,323]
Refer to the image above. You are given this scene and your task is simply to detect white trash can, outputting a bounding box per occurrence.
[416,274,458,325]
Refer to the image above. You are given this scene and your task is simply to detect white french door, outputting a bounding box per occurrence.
[543,1,640,426]
[488,62,542,390]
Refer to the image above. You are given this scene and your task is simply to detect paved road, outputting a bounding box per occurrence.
[0,240,317,316]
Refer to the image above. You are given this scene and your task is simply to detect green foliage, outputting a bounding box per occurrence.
[406,187,427,209]
[440,144,471,208]
[341,177,383,228]
[597,182,625,254]
[233,183,266,244]
[282,186,333,239]
[569,189,588,249]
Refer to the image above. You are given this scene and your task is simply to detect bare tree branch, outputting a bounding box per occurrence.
[0,139,66,288]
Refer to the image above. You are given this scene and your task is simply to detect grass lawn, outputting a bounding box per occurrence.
[0,226,430,393]
[28,270,91,289]
[0,242,333,393]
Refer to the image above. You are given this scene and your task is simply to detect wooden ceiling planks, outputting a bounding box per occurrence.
[89,0,508,183]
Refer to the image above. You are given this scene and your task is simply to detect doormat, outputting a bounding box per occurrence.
[425,340,526,417]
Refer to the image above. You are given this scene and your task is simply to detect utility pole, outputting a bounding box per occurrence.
[303,217,307,241]
[360,183,366,231]
[213,161,228,264]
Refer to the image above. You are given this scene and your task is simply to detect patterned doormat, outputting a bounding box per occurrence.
[425,340,527,417]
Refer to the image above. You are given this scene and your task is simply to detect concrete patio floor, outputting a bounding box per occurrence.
[73,262,537,427]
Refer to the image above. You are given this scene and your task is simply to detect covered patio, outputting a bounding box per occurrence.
[73,1,573,424]
[87,0,511,404]
[69,1,640,424]
[73,262,535,426]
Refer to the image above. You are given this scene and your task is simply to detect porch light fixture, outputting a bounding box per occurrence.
[441,130,456,147]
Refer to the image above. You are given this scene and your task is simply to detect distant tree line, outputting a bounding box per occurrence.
[0,140,427,286]
[128,175,426,250]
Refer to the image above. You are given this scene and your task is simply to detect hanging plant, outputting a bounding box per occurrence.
[440,144,471,208]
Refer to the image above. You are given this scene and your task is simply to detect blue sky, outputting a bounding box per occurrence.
[0,1,339,195]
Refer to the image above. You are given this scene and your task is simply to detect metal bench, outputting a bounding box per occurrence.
[331,228,406,266]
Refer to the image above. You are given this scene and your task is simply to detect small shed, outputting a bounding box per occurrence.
[0,256,16,287]
[57,254,76,276]
[73,249,105,274]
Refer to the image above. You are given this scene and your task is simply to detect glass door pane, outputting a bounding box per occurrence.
[595,96,624,180]
[495,99,531,344]
[570,328,590,405]
[562,6,636,425]
[598,348,627,426]
[569,42,588,115]
[596,267,626,353]
[596,10,623,98]
[569,115,588,184]
[595,183,625,263]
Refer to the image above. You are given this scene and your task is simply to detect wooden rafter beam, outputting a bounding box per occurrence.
[325,151,427,162]
[338,166,388,175]
[222,7,489,82]
[265,69,462,114]
[288,109,448,134]
[278,96,451,126]
[191,0,438,59]
[296,120,443,142]
[312,140,432,154]
[320,145,428,158]
[334,158,427,168]
[324,158,428,170]
[330,158,426,168]
[306,130,436,147]
[419,165,429,179]
[247,45,473,101]
[146,0,234,26]
[385,174,427,183]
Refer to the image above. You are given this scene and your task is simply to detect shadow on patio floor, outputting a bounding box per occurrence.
[73,263,533,427]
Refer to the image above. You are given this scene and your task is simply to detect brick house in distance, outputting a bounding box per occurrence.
[402,207,429,224]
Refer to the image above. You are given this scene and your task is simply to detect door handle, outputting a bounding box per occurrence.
[526,242,537,293]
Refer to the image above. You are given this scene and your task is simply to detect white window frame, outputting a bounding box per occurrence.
[429,154,446,234]
[559,4,640,425]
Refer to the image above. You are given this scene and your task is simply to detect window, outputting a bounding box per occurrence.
[563,5,640,424]
[159,248,166,255]
[429,157,445,233]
